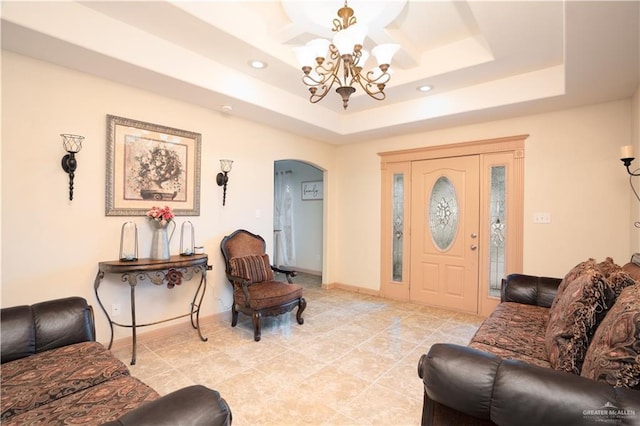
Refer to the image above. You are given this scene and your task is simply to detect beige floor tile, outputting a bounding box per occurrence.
[124,272,481,425]
[335,346,400,383]
[338,383,422,426]
[255,349,324,384]
[141,369,195,395]
[299,365,370,407]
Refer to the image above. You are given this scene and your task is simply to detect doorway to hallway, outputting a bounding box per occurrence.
[273,160,324,280]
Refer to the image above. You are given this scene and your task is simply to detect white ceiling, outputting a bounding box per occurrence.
[2,1,639,144]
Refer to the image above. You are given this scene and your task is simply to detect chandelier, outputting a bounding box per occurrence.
[293,1,400,110]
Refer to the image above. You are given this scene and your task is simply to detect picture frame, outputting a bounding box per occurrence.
[301,180,323,200]
[106,115,201,216]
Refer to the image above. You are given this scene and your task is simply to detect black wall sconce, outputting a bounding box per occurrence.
[621,145,639,176]
[216,159,233,206]
[620,145,640,228]
[61,133,84,200]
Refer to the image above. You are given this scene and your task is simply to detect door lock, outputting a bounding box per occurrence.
[471,233,478,238]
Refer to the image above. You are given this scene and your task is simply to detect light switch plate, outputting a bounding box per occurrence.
[533,212,551,224]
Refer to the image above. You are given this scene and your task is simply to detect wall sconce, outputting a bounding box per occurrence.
[216,159,233,206]
[620,145,640,228]
[621,145,639,176]
[60,134,84,200]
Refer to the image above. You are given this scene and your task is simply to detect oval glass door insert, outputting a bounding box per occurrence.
[429,176,459,251]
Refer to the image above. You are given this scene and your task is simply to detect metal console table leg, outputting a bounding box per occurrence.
[94,254,210,365]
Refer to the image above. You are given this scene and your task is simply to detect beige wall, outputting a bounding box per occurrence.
[631,87,640,251]
[333,99,636,289]
[2,50,638,344]
[0,51,338,343]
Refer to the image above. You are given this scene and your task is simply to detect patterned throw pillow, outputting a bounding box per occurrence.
[545,268,614,374]
[581,284,640,389]
[550,259,597,310]
[229,254,274,283]
[606,270,638,298]
[596,257,621,278]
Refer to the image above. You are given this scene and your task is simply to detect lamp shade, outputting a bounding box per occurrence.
[220,159,233,173]
[357,49,370,68]
[371,43,400,66]
[61,134,84,153]
[349,23,368,47]
[294,46,315,68]
[332,29,355,55]
[307,38,331,60]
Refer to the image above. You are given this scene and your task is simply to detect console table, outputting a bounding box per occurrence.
[94,254,210,365]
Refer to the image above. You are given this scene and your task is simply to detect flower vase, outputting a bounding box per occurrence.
[149,220,175,260]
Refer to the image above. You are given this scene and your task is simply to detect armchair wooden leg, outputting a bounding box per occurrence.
[296,297,306,325]
[252,311,262,342]
[231,305,239,327]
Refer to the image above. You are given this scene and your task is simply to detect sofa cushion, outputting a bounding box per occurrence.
[2,375,159,425]
[580,284,640,389]
[469,302,550,367]
[468,342,551,368]
[1,341,129,420]
[229,254,274,283]
[545,268,614,374]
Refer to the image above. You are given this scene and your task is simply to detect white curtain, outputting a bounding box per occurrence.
[274,170,295,266]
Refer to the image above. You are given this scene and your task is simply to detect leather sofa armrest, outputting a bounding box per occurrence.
[419,343,500,421]
[102,385,232,426]
[420,344,640,426]
[500,274,562,307]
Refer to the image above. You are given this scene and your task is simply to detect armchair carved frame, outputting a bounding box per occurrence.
[220,229,306,341]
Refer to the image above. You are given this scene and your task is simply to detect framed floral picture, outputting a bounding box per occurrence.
[106,115,201,216]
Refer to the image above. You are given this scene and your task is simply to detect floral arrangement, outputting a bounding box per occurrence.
[146,205,174,225]
[132,145,183,193]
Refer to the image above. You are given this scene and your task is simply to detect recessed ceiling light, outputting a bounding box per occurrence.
[221,105,233,112]
[249,60,268,69]
[417,85,433,93]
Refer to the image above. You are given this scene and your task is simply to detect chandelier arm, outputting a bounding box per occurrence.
[356,79,386,100]
[309,69,342,104]
[349,68,392,100]
[364,69,392,85]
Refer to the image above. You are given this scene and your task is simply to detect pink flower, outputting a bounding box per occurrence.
[146,205,174,224]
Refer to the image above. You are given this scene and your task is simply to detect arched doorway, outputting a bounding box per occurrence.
[273,160,324,280]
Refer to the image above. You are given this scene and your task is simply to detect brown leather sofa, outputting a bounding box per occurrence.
[418,260,640,426]
[1,297,232,425]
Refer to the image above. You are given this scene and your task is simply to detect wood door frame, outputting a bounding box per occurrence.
[379,135,527,315]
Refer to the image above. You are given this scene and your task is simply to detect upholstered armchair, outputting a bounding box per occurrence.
[220,229,306,341]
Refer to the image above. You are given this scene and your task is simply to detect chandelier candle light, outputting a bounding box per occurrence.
[294,1,400,110]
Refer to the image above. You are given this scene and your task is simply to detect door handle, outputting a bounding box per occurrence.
[471,233,478,238]
[470,244,478,250]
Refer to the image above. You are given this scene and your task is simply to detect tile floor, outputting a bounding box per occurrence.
[112,273,484,425]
